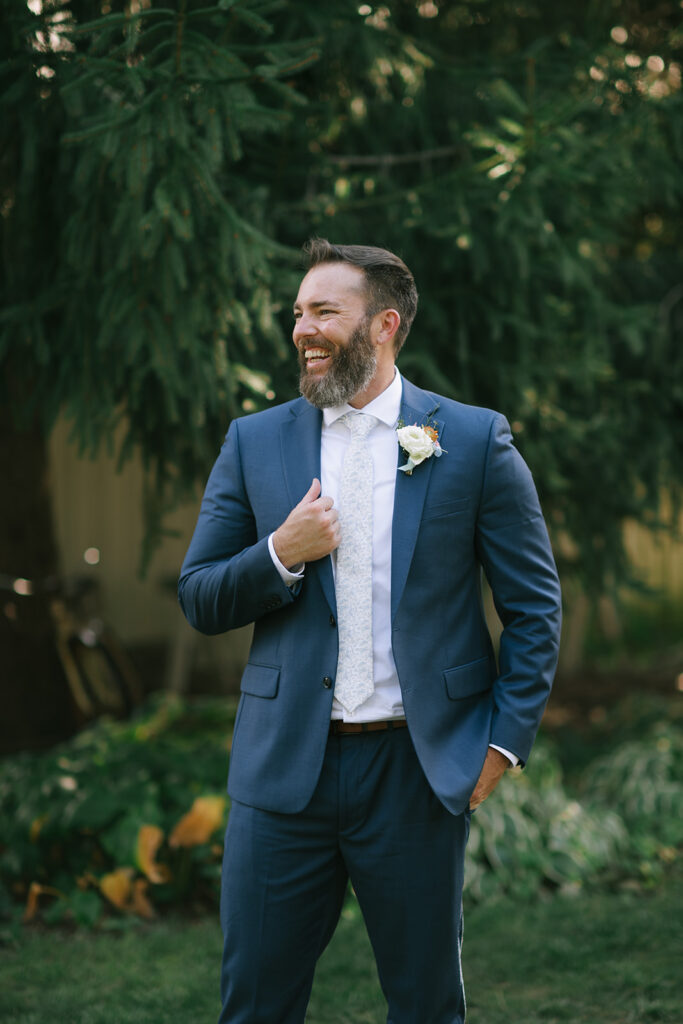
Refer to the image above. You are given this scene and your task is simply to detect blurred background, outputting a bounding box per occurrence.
[0,1,682,976]
[2,0,681,750]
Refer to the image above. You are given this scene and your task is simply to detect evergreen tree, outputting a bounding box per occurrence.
[263,0,683,592]
[1,0,682,709]
[0,0,316,722]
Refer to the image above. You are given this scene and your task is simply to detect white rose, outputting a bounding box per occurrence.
[396,425,434,465]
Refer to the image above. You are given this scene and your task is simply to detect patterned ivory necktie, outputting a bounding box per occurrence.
[333,412,378,714]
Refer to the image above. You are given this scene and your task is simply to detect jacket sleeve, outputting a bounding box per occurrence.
[474,414,562,763]
[178,419,299,635]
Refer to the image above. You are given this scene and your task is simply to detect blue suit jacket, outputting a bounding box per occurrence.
[178,377,561,816]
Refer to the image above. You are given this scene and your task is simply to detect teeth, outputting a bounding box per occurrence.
[305,348,330,360]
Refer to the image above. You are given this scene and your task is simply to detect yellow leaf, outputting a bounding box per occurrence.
[100,868,134,910]
[169,796,226,848]
[23,881,62,922]
[130,878,156,920]
[23,884,40,922]
[136,825,171,884]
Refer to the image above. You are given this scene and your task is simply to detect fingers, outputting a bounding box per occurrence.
[468,749,509,810]
[272,480,339,567]
[326,509,341,545]
[301,477,322,504]
[300,478,334,513]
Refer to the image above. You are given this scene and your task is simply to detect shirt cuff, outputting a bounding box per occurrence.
[489,743,519,767]
[268,533,305,586]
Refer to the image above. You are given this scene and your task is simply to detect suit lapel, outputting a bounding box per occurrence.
[279,400,336,616]
[391,379,444,623]
[277,380,444,623]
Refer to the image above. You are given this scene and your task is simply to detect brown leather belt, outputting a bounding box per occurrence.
[329,718,408,736]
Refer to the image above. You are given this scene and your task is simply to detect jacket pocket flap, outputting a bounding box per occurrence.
[421,497,469,521]
[240,662,280,699]
[443,657,492,700]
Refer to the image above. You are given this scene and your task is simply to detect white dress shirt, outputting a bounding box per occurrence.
[268,371,517,763]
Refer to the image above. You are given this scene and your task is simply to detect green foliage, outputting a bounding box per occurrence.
[1,0,308,565]
[465,739,629,902]
[2,1,682,584]
[1,693,680,928]
[584,594,683,665]
[0,696,235,927]
[2,881,683,1024]
[580,718,683,880]
[265,1,683,590]
[466,697,683,901]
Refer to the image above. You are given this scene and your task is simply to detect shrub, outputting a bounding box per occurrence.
[1,693,680,927]
[465,739,629,902]
[579,718,683,884]
[465,703,683,902]
[0,695,236,927]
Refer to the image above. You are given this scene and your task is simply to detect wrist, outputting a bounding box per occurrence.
[268,534,304,585]
[271,527,297,571]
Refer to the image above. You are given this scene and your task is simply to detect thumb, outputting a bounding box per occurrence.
[300,477,321,504]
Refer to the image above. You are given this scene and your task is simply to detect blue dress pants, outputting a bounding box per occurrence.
[218,727,470,1024]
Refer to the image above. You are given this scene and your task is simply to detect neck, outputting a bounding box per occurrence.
[349,364,396,409]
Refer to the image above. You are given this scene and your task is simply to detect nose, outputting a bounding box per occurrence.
[292,312,316,345]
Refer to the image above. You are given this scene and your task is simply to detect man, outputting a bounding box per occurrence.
[178,239,562,1023]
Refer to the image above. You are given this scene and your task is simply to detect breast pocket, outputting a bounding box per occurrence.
[421,497,470,522]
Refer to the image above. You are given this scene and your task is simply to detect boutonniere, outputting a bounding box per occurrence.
[396,419,445,475]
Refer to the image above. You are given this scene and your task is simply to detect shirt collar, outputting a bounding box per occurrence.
[322,368,403,430]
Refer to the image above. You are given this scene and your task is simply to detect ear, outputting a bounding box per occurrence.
[372,308,401,348]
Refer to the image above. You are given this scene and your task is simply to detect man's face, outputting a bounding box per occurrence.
[293,263,378,408]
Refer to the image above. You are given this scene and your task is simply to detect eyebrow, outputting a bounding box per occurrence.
[292,298,340,313]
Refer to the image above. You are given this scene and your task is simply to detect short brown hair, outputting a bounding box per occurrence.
[303,238,418,353]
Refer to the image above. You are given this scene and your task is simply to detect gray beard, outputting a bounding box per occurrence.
[298,320,377,408]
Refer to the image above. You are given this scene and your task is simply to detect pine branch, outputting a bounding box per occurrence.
[327,146,465,168]
[175,0,187,76]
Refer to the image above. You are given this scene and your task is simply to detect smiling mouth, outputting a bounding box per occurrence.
[303,347,332,367]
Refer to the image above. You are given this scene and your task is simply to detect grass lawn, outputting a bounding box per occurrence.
[1,874,680,1023]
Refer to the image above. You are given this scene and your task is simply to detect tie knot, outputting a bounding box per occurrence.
[341,412,377,439]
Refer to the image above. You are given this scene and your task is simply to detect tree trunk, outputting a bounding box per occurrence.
[0,409,75,752]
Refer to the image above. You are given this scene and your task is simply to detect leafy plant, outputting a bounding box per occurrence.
[1,693,680,927]
[466,702,683,902]
[0,696,235,926]
[465,739,629,902]
[579,718,683,883]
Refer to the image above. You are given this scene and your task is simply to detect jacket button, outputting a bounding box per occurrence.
[322,676,333,689]
[329,614,336,627]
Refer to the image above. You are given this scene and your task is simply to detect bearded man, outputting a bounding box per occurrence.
[179,239,562,1024]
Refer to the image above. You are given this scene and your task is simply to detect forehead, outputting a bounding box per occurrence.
[294,262,368,311]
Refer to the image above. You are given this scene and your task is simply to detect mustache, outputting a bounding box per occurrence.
[298,342,332,356]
